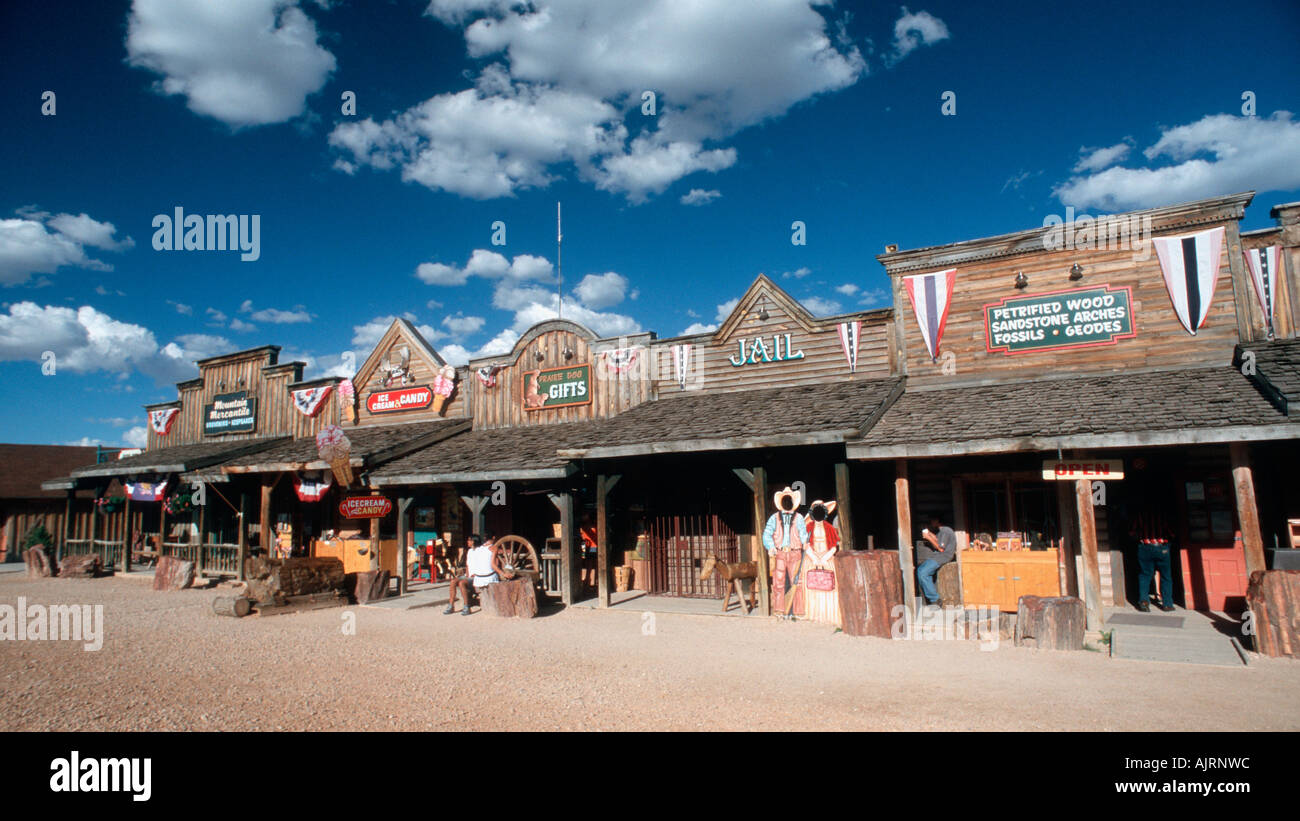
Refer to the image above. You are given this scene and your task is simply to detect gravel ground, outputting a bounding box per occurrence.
[2,574,1297,732]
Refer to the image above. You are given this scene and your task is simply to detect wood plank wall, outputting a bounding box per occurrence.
[1241,228,1297,339]
[147,351,296,448]
[353,331,468,427]
[473,327,651,430]
[653,303,893,396]
[893,219,1246,387]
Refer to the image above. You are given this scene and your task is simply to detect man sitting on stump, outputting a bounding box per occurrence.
[444,534,502,616]
[918,515,957,608]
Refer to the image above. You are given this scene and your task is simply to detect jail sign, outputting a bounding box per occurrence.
[522,364,591,410]
[985,285,1135,354]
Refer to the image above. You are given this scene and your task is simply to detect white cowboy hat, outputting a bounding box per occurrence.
[772,485,802,512]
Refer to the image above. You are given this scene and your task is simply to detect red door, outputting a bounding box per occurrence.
[1178,476,1247,612]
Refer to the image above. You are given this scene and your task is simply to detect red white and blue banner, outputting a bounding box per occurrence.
[476,365,501,387]
[903,269,955,361]
[1244,245,1283,338]
[600,346,640,375]
[125,479,170,502]
[1153,226,1224,335]
[837,320,861,373]
[292,385,333,417]
[293,473,332,502]
[148,407,179,436]
[671,344,692,388]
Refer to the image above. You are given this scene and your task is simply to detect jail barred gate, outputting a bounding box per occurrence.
[646,514,738,598]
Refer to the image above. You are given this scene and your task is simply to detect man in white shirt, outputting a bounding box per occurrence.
[444,534,503,615]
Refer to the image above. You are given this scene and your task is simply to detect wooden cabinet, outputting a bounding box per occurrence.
[312,537,398,575]
[961,549,1060,612]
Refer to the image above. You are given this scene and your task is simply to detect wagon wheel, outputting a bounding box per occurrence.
[493,535,540,582]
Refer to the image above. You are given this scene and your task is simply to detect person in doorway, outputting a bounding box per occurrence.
[1129,505,1175,612]
[579,515,598,589]
[444,534,502,615]
[918,515,957,607]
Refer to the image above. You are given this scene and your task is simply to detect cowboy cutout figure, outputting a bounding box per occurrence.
[802,500,841,626]
[763,485,807,619]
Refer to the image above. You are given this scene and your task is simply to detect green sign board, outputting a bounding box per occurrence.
[523,364,591,410]
[984,285,1136,355]
[203,390,257,435]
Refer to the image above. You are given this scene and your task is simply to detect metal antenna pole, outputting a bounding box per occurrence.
[556,201,563,320]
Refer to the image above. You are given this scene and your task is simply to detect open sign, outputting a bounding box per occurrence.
[1041,460,1124,481]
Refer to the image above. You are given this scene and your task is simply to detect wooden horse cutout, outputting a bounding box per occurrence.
[700,556,759,615]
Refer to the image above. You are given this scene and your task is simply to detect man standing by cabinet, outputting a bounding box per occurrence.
[1130,505,1176,613]
[918,515,957,607]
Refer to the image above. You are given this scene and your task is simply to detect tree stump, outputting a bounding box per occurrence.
[835,550,903,638]
[1014,595,1085,650]
[153,556,196,591]
[212,596,253,618]
[353,570,390,604]
[59,553,102,579]
[1246,569,1300,658]
[937,561,961,607]
[23,546,56,578]
[477,578,538,619]
[244,557,345,605]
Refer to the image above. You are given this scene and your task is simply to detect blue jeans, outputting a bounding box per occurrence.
[917,558,942,603]
[1137,542,1173,606]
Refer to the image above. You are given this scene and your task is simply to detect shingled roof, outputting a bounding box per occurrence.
[213,418,469,475]
[0,445,101,498]
[849,365,1297,458]
[369,421,595,485]
[69,437,288,479]
[1238,338,1300,415]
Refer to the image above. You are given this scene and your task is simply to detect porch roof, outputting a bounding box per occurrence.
[847,364,1298,459]
[1239,338,1300,415]
[210,418,470,476]
[368,421,594,485]
[64,436,290,480]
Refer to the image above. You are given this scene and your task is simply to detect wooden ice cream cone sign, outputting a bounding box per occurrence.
[316,425,353,487]
[431,364,457,413]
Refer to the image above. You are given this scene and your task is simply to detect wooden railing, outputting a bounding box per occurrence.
[63,538,124,569]
[160,542,240,577]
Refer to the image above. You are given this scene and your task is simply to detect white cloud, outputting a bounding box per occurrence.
[251,306,311,323]
[351,314,438,349]
[858,287,890,307]
[167,300,193,315]
[715,298,740,322]
[123,426,149,448]
[1072,140,1132,173]
[125,0,336,128]
[206,307,228,323]
[781,267,811,279]
[1054,112,1300,211]
[835,283,859,296]
[0,210,133,285]
[800,296,841,316]
[681,321,716,335]
[888,8,950,65]
[229,318,257,333]
[680,188,722,206]
[417,248,555,287]
[333,1,864,201]
[573,272,627,309]
[442,313,486,335]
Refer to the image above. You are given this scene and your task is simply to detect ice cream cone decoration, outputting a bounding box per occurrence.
[316,425,354,487]
[431,364,456,413]
[337,378,356,424]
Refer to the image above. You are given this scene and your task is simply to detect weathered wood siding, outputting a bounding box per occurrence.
[472,323,652,430]
[893,219,1245,387]
[353,324,468,427]
[147,350,295,448]
[1241,227,1298,339]
[653,301,893,397]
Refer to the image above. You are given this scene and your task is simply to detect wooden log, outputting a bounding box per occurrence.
[212,596,252,618]
[895,459,915,616]
[478,577,538,619]
[24,545,56,578]
[353,569,390,604]
[835,550,903,638]
[153,555,195,591]
[751,465,772,616]
[1074,478,1103,631]
[1245,569,1300,658]
[937,561,961,607]
[59,553,102,579]
[243,556,345,605]
[1231,443,1268,578]
[1014,595,1085,651]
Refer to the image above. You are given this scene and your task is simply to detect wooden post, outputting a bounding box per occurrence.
[122,494,132,573]
[1074,478,1104,630]
[259,474,273,560]
[834,461,854,551]
[158,494,167,561]
[62,489,73,562]
[397,495,413,595]
[548,492,579,605]
[195,484,206,577]
[1230,442,1268,579]
[460,495,488,536]
[89,489,98,557]
[750,466,772,616]
[236,490,249,581]
[1056,481,1080,597]
[595,474,621,609]
[895,459,916,618]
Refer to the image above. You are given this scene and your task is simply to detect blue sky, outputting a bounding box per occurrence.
[2,0,1298,447]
